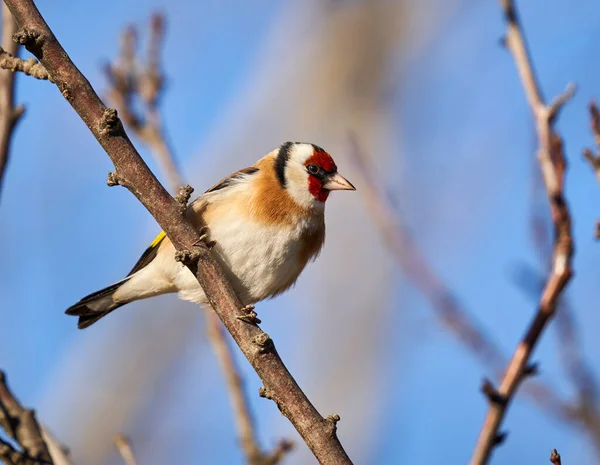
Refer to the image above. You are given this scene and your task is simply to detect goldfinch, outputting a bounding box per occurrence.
[66,142,355,329]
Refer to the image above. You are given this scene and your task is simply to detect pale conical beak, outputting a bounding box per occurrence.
[323,172,356,191]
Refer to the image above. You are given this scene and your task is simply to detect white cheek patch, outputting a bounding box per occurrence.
[286,167,316,207]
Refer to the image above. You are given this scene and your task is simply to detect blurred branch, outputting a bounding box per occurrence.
[583,101,600,238]
[4,2,352,464]
[103,13,179,192]
[550,449,561,465]
[208,316,293,465]
[114,434,137,465]
[0,371,52,464]
[348,136,575,424]
[104,15,293,465]
[469,1,575,464]
[0,3,25,201]
[39,426,74,465]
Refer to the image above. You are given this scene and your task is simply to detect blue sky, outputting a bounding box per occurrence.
[1,1,600,464]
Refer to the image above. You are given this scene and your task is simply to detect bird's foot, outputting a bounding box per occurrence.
[237,304,261,325]
[194,226,216,250]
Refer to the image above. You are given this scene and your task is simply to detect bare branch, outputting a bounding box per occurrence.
[469,2,575,464]
[114,434,137,465]
[348,136,576,425]
[0,46,51,81]
[3,1,352,463]
[583,101,600,237]
[103,13,179,192]
[208,314,293,465]
[40,426,74,465]
[105,15,293,464]
[0,371,52,464]
[0,3,24,200]
[550,449,562,465]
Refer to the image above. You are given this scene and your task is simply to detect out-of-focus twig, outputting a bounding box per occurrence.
[0,371,52,464]
[114,434,137,465]
[583,101,600,238]
[208,316,293,465]
[39,426,73,465]
[469,1,575,464]
[103,13,179,192]
[348,135,576,424]
[550,448,562,465]
[104,14,293,465]
[0,3,25,201]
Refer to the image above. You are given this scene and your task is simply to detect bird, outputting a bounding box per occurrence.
[66,142,356,329]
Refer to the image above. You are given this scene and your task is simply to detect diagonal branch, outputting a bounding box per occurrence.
[0,371,52,464]
[0,3,25,201]
[103,15,293,465]
[114,434,137,465]
[2,1,352,464]
[348,136,577,425]
[469,1,575,464]
[583,101,600,237]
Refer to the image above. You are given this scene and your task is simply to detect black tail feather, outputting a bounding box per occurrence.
[65,280,129,329]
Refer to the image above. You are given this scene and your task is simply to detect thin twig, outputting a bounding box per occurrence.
[550,448,562,465]
[0,46,51,81]
[0,371,52,464]
[3,1,352,463]
[583,101,600,237]
[347,136,576,425]
[0,3,25,201]
[103,13,179,192]
[469,1,575,464]
[40,426,74,465]
[114,434,137,465]
[524,152,600,456]
[104,15,293,465]
[208,314,294,465]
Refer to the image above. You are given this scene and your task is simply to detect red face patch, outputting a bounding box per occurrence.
[305,150,337,173]
[305,150,337,202]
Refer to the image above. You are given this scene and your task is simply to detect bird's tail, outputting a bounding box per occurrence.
[65,278,131,329]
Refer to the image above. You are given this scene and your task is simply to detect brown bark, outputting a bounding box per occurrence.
[3,1,352,463]
[469,1,575,464]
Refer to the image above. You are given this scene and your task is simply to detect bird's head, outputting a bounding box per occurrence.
[275,142,355,208]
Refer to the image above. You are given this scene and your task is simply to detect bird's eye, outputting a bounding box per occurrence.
[307,164,319,174]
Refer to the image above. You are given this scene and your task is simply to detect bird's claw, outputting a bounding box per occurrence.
[237,305,261,325]
[194,226,216,250]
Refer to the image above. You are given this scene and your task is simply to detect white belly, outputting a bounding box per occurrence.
[174,213,309,306]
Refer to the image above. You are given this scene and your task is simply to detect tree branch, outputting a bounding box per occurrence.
[0,3,24,201]
[0,371,52,464]
[103,14,179,192]
[103,15,293,464]
[549,448,562,465]
[348,136,577,425]
[583,101,600,237]
[469,1,575,464]
[0,46,51,81]
[114,434,137,465]
[3,1,352,463]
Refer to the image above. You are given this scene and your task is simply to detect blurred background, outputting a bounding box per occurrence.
[1,0,600,464]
